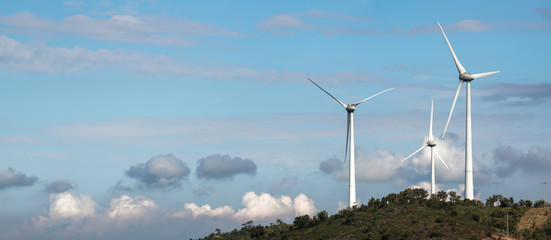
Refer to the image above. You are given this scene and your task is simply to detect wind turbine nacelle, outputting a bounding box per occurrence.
[427,140,436,147]
[346,105,356,112]
[459,73,475,81]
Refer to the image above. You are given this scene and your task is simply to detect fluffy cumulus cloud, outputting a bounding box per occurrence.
[31,192,98,232]
[177,191,317,223]
[196,154,256,180]
[126,154,190,189]
[29,192,161,239]
[400,136,491,184]
[0,168,38,190]
[45,192,96,220]
[108,195,158,222]
[10,189,316,239]
[319,156,343,174]
[494,145,551,177]
[328,136,491,185]
[45,180,76,194]
[334,147,403,182]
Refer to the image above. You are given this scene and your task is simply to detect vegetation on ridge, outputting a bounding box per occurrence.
[197,188,551,240]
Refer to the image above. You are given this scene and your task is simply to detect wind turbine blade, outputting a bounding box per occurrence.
[434,149,450,170]
[307,78,346,108]
[471,71,500,79]
[402,144,427,162]
[442,80,463,139]
[344,114,351,163]
[437,22,467,75]
[352,88,394,106]
[429,100,434,141]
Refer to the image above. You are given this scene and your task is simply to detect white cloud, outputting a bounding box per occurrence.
[257,10,376,35]
[31,192,97,231]
[181,203,234,218]
[293,194,317,216]
[336,201,347,212]
[47,192,96,220]
[335,147,403,182]
[409,181,445,194]
[452,20,495,32]
[235,192,299,220]
[329,136,491,186]
[409,181,434,193]
[0,35,381,84]
[30,192,160,237]
[108,195,158,221]
[0,13,243,45]
[258,13,312,30]
[25,190,317,239]
[404,136,465,182]
[174,191,317,222]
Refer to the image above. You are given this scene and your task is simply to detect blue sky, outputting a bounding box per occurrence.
[1,0,550,239]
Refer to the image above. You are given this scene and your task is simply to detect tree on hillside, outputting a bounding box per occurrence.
[486,194,505,207]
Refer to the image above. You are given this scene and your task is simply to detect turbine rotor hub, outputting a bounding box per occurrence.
[427,140,436,147]
[459,73,475,82]
[346,105,356,112]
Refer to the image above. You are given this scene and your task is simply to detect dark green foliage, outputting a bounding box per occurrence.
[249,225,265,239]
[197,188,541,240]
[472,213,481,222]
[486,194,504,207]
[292,214,311,229]
[448,191,461,203]
[519,199,533,208]
[535,200,546,208]
[314,210,328,222]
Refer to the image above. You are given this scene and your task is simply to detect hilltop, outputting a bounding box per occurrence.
[197,188,551,240]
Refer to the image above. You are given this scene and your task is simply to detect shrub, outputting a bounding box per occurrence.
[472,213,481,222]
[293,214,311,229]
[535,200,546,208]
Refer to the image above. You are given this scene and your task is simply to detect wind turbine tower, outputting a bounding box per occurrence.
[307,78,393,208]
[438,22,500,200]
[402,100,449,195]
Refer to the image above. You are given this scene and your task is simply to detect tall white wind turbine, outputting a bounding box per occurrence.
[307,78,393,208]
[402,100,449,195]
[437,22,500,200]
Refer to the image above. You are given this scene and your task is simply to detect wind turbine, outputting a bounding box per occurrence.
[402,100,449,195]
[307,77,393,208]
[437,22,500,200]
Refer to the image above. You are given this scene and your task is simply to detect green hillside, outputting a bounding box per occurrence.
[198,188,551,240]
